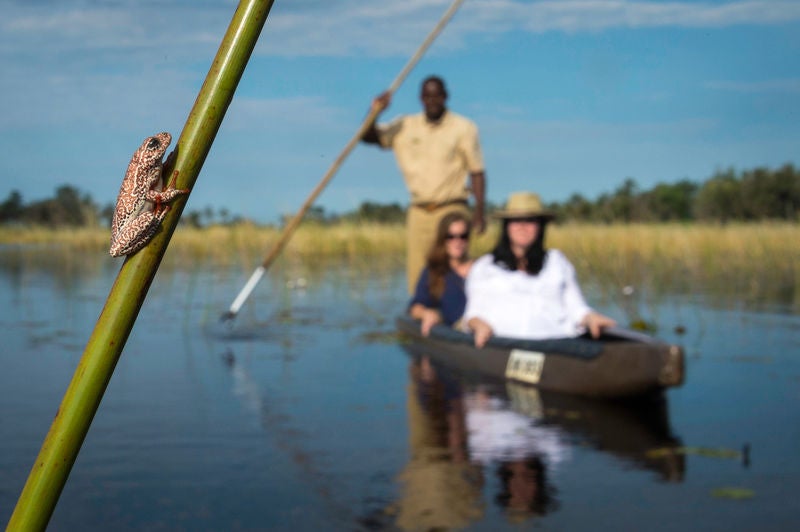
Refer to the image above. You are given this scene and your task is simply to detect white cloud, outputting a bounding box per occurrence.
[221,96,348,132]
[3,1,799,62]
[0,2,229,60]
[0,67,196,130]
[463,1,800,35]
[253,1,800,56]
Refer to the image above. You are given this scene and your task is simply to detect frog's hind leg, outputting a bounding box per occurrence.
[109,213,162,257]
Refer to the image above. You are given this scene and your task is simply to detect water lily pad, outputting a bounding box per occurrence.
[711,487,755,500]
[683,446,743,459]
[629,319,658,333]
[645,447,678,458]
[645,446,743,460]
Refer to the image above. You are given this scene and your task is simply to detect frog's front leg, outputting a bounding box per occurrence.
[147,185,189,216]
[151,167,189,214]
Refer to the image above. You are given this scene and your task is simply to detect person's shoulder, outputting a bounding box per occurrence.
[546,248,574,268]
[381,113,411,128]
[404,112,427,125]
[470,254,495,273]
[445,111,478,129]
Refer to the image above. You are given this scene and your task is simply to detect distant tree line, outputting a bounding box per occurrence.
[2,164,798,228]
[0,187,245,229]
[0,186,103,227]
[549,164,800,223]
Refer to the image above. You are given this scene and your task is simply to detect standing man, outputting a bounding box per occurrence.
[362,75,487,294]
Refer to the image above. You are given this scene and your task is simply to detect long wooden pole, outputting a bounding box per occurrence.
[221,0,468,322]
[7,1,275,529]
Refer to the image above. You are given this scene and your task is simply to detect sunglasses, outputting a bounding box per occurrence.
[445,232,470,241]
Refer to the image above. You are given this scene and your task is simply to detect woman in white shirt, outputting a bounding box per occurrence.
[463,192,616,348]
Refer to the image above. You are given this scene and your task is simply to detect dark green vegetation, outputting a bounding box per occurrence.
[550,164,800,223]
[3,164,799,227]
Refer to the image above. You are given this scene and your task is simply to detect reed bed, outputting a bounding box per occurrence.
[0,226,110,252]
[550,222,799,309]
[166,222,408,274]
[1,222,797,308]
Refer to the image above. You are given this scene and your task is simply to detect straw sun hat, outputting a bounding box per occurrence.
[492,192,555,220]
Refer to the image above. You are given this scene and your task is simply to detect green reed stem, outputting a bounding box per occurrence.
[7,1,275,529]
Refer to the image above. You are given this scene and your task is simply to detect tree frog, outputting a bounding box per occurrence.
[109,132,189,257]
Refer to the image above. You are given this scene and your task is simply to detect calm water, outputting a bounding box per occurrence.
[1,250,799,531]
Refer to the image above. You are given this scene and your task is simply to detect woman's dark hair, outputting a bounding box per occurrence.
[427,212,471,300]
[494,456,559,516]
[492,218,548,275]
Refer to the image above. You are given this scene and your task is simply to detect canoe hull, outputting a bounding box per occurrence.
[397,316,684,398]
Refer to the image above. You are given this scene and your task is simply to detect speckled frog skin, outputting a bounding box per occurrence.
[109,132,188,257]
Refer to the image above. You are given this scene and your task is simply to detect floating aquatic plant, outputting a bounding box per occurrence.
[646,445,746,461]
[711,487,755,500]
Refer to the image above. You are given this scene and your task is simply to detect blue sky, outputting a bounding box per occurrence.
[2,0,799,223]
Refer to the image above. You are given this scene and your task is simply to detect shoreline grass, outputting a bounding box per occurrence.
[1,221,797,308]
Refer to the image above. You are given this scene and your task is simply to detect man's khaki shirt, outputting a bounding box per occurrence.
[376,111,484,205]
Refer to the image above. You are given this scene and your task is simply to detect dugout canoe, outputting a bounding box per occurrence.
[396,315,685,398]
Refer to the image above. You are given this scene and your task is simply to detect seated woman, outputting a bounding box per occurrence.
[462,192,615,348]
[408,212,473,336]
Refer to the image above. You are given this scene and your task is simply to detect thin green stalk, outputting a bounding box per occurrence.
[7,1,275,529]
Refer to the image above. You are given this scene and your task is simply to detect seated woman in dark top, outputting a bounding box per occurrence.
[408,212,473,336]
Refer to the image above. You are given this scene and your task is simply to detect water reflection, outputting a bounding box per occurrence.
[398,355,684,529]
[505,382,685,483]
[216,346,359,529]
[396,357,485,530]
[465,385,561,518]
[5,248,799,530]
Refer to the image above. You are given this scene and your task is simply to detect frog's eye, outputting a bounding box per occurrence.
[146,138,161,151]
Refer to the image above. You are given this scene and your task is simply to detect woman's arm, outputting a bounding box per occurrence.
[462,256,499,347]
[407,268,442,336]
[580,311,617,339]
[555,250,616,337]
[466,317,494,348]
[551,250,595,331]
[409,303,443,337]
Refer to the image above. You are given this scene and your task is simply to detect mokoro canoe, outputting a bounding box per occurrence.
[396,315,685,398]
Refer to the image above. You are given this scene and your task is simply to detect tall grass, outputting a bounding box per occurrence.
[167,222,407,274]
[550,222,799,309]
[1,222,797,308]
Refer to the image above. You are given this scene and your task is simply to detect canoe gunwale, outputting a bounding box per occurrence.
[396,315,685,398]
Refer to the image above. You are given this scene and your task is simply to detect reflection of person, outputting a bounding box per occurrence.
[395,357,484,531]
[464,389,569,467]
[463,191,616,347]
[495,457,558,517]
[464,388,562,521]
[408,212,473,336]
[362,75,487,294]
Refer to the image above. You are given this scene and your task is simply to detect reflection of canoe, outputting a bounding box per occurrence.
[396,315,685,398]
[503,382,685,482]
